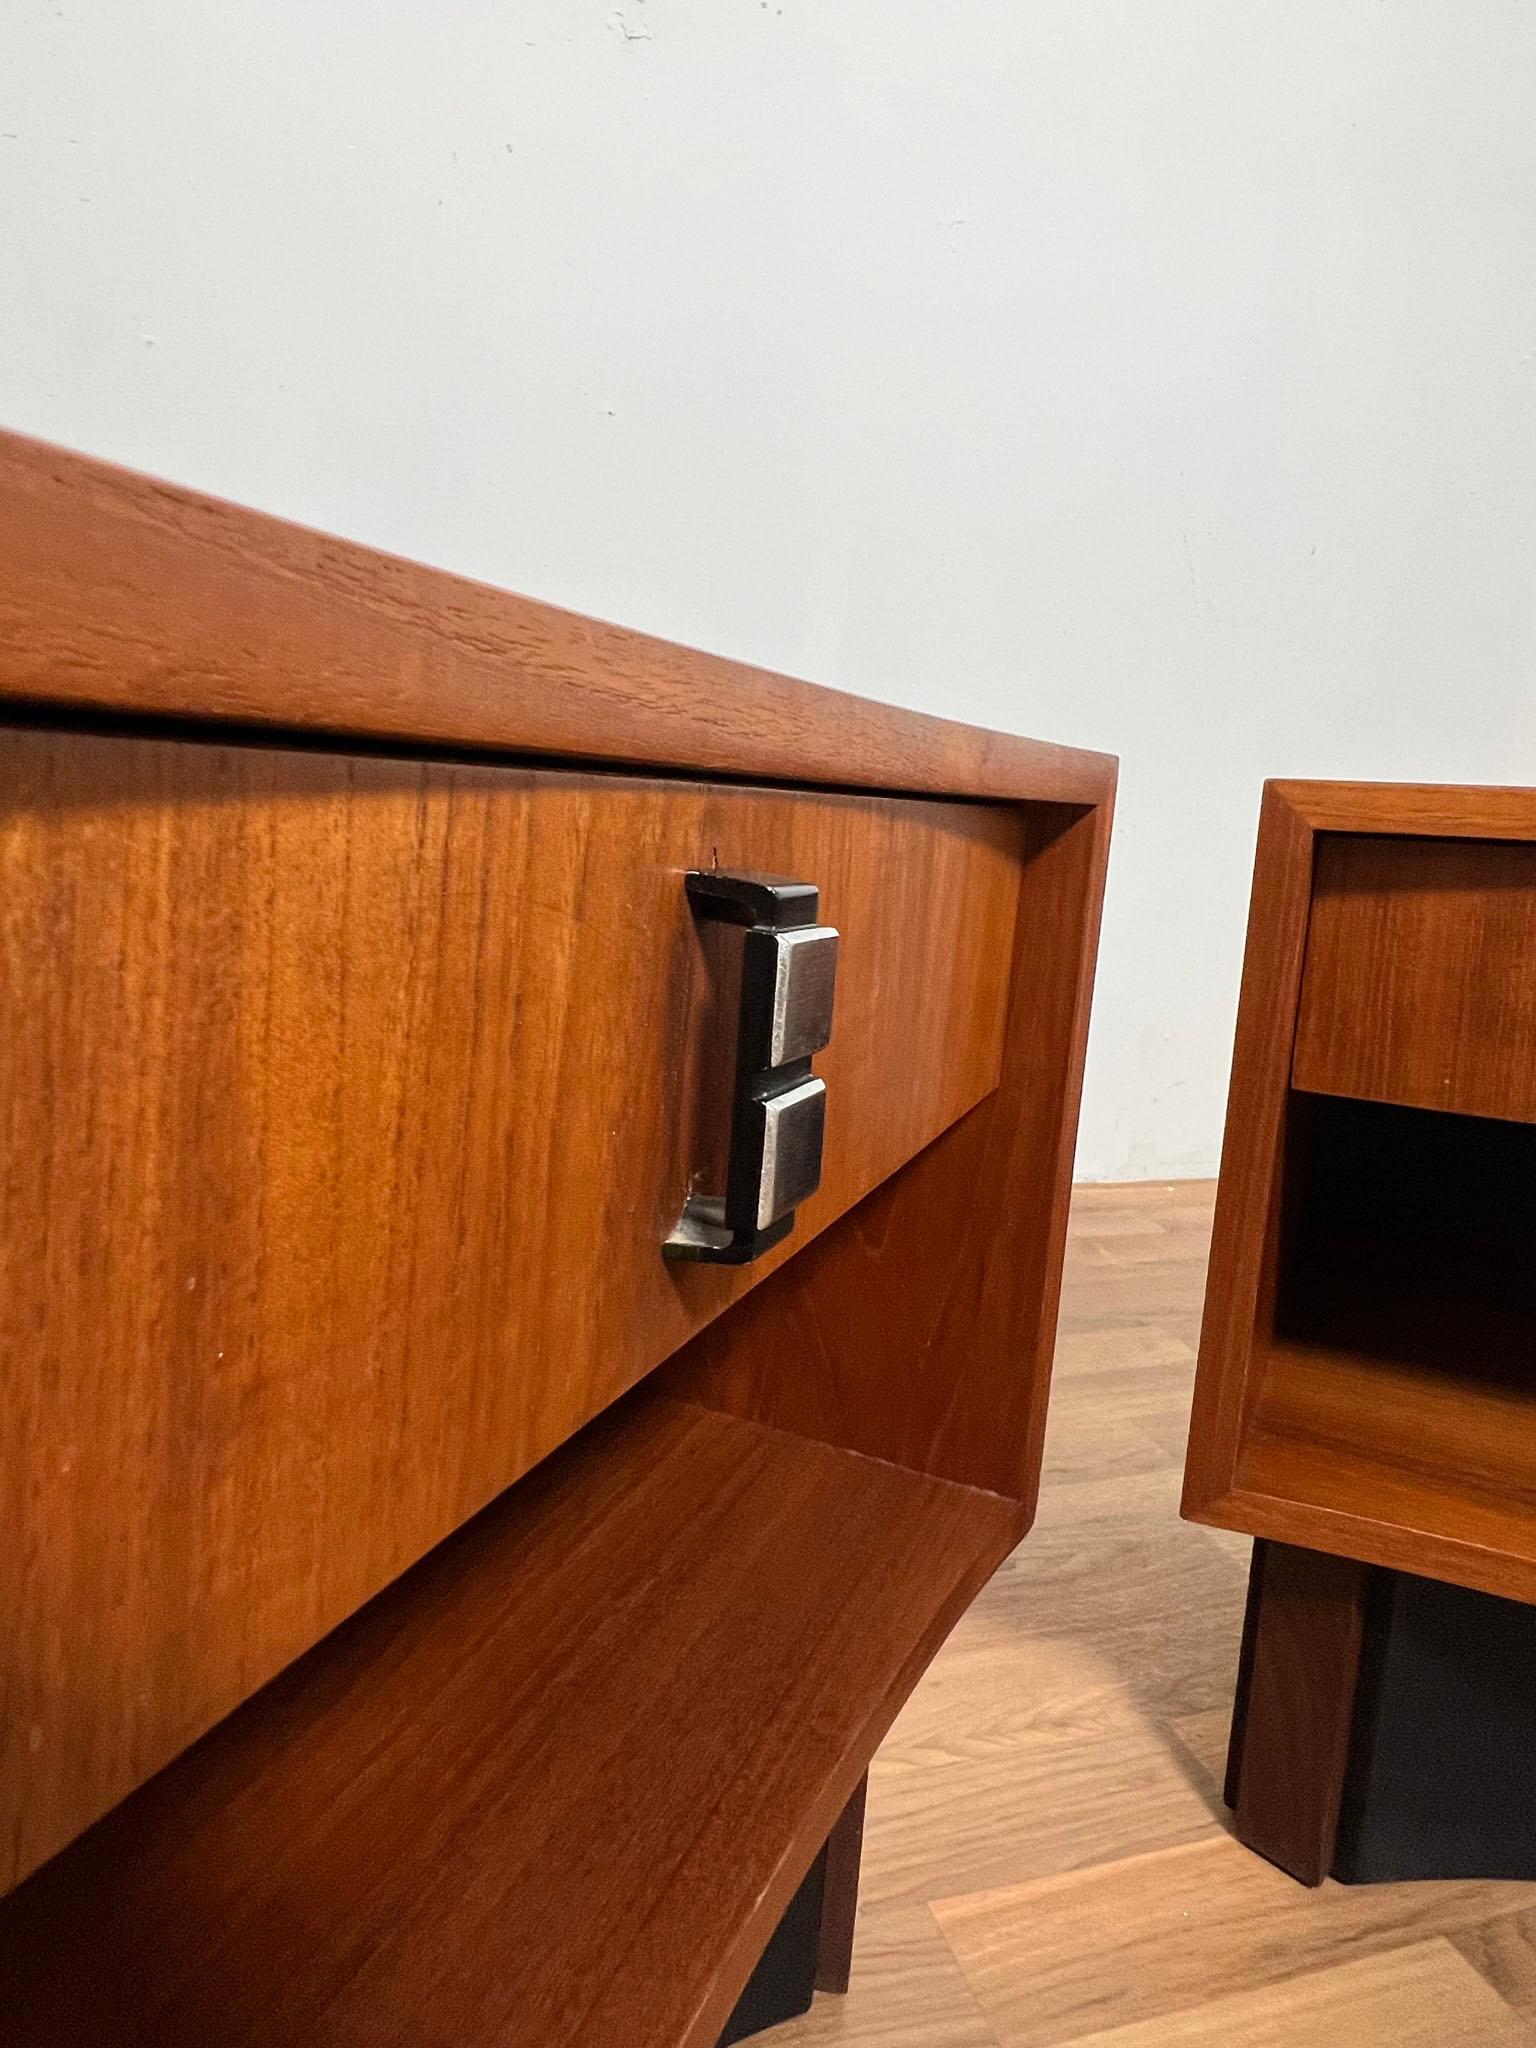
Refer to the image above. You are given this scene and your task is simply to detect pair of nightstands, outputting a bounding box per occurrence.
[3,425,1531,2047]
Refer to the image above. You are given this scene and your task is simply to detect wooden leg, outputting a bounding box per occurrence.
[1225,1539,1372,1885]
[1222,1536,1265,1813]
[814,1773,868,1994]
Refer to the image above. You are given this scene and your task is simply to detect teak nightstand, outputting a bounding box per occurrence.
[1183,780,1536,1887]
[0,432,1114,2044]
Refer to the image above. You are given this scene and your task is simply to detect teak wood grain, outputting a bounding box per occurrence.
[0,435,1114,2034]
[0,725,1022,1892]
[664,796,1112,1503]
[0,1392,1017,2048]
[0,430,1113,807]
[1180,784,1317,1520]
[1184,781,1536,1606]
[1294,833,1536,1124]
[1277,782,1536,841]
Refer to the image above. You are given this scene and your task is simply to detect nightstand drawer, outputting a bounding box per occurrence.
[1293,833,1536,1122]
[0,725,1021,1887]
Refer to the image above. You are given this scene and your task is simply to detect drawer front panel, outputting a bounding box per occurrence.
[0,729,1021,1889]
[1293,833,1536,1122]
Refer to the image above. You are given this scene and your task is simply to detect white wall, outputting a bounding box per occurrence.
[5,2,1536,1179]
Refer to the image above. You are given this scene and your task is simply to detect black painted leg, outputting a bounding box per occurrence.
[716,1846,830,2046]
[1334,1570,1536,1882]
[813,1772,867,1994]
[717,1774,867,2044]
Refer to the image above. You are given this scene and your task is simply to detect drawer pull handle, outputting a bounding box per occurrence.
[665,870,838,1265]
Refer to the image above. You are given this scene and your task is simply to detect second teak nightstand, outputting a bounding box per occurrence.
[1183,780,1536,1886]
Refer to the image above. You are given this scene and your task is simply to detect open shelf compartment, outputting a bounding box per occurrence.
[1236,1091,1536,1567]
[0,1390,1016,2048]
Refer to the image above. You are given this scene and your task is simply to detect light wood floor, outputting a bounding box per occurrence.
[773,1180,1536,2046]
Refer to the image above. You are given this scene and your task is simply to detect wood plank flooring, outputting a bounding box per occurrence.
[771,1180,1536,2046]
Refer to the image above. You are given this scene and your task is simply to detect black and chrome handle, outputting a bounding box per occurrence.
[665,870,838,1265]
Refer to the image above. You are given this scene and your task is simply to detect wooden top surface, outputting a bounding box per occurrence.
[1270,779,1536,839]
[0,430,1114,805]
[0,1390,1016,2048]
